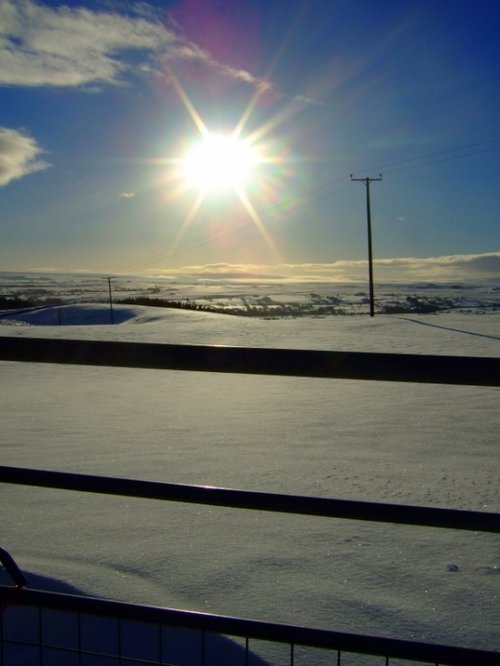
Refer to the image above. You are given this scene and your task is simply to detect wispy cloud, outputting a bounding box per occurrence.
[0,126,49,187]
[147,252,500,283]
[119,192,135,199]
[0,0,271,92]
[162,38,273,93]
[292,94,324,106]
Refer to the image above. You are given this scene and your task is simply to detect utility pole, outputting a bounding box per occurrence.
[350,174,382,317]
[101,276,115,324]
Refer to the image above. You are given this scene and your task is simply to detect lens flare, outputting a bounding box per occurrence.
[155,68,295,262]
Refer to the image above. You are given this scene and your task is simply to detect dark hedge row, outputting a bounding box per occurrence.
[0,296,63,310]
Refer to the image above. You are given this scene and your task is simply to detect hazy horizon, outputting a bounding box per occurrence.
[1,249,500,285]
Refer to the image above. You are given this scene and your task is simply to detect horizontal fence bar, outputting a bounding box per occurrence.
[1,466,498,533]
[1,336,499,386]
[1,586,498,666]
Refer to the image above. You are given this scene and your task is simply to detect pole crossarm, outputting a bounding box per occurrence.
[350,176,383,183]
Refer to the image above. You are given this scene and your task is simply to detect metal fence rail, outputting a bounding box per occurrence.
[1,466,499,533]
[1,335,500,385]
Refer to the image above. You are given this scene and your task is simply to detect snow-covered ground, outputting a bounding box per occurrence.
[1,289,499,660]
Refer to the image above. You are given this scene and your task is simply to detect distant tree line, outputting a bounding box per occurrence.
[378,295,456,314]
[119,294,497,317]
[0,296,63,310]
[117,296,347,317]
[117,296,251,316]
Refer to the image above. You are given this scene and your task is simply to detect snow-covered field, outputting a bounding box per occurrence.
[1,277,499,661]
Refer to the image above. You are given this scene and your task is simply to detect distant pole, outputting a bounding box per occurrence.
[350,174,382,317]
[101,276,115,324]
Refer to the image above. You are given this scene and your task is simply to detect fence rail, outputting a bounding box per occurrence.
[1,465,499,533]
[1,335,500,385]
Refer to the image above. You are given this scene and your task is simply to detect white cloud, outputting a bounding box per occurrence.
[0,0,173,87]
[119,192,135,198]
[0,0,271,91]
[0,126,49,186]
[147,252,500,283]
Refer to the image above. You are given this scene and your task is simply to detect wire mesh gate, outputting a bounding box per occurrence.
[2,582,500,665]
[1,337,499,665]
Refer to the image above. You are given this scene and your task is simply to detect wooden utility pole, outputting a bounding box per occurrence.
[350,174,382,317]
[101,276,115,324]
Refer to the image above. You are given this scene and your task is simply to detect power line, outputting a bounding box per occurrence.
[352,136,500,177]
[384,144,500,176]
[125,179,353,272]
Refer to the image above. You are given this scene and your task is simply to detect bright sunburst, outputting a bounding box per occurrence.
[182,133,261,192]
[157,69,291,259]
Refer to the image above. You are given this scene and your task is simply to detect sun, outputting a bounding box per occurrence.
[159,70,287,259]
[182,133,260,192]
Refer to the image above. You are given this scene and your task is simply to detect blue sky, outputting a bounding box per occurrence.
[1,0,499,282]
